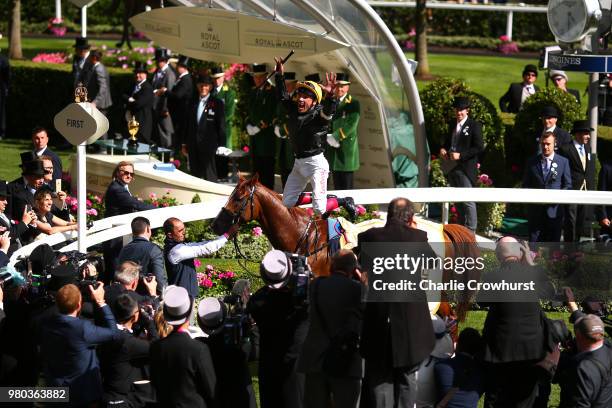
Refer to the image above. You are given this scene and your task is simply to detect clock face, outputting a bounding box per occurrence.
[548,0,588,43]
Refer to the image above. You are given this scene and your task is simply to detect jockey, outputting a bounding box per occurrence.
[273,56,357,220]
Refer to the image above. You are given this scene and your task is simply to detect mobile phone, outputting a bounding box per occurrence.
[55,179,62,193]
[26,204,32,213]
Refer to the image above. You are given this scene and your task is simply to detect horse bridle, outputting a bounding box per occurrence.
[224,185,256,227]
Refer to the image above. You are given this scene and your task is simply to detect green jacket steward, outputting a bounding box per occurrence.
[327,94,360,172]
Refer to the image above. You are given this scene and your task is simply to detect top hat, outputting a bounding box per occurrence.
[549,69,568,81]
[251,64,268,76]
[540,105,559,118]
[336,72,351,85]
[197,297,228,335]
[177,55,190,68]
[154,48,170,61]
[284,72,297,82]
[163,285,193,325]
[523,64,538,76]
[73,37,91,50]
[133,61,148,74]
[196,74,214,85]
[452,96,471,110]
[20,151,37,167]
[210,66,225,79]
[22,160,45,177]
[305,73,321,83]
[572,120,594,134]
[0,180,8,197]
[260,250,290,289]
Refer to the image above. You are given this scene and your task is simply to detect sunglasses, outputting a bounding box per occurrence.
[120,170,135,177]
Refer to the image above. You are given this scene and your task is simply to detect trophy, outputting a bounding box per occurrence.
[127,115,140,147]
[74,82,88,103]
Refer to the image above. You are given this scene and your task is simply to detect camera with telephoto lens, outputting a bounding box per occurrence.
[260,250,312,305]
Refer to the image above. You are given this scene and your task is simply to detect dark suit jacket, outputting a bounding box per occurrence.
[7,177,35,221]
[0,251,7,268]
[37,147,63,182]
[81,61,112,110]
[596,161,612,223]
[0,212,28,254]
[167,73,194,144]
[443,117,484,185]
[186,96,226,152]
[297,274,364,378]
[523,153,572,218]
[99,329,153,405]
[568,88,581,104]
[150,331,217,408]
[126,80,154,144]
[558,142,595,191]
[357,219,436,368]
[39,305,121,406]
[499,82,540,113]
[72,56,93,89]
[152,66,176,114]
[553,126,572,148]
[118,237,167,292]
[480,262,547,363]
[104,180,154,218]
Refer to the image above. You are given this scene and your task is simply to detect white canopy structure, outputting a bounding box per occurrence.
[130,0,428,188]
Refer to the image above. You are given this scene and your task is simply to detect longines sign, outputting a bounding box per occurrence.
[548,52,611,72]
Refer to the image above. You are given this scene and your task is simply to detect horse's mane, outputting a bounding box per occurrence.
[443,224,481,321]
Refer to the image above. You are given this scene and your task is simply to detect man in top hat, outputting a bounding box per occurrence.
[274,71,298,187]
[245,63,278,189]
[550,70,581,104]
[0,33,9,141]
[71,37,91,89]
[249,249,310,408]
[164,55,194,149]
[523,131,572,243]
[150,285,217,407]
[211,66,236,181]
[124,61,154,144]
[538,105,571,151]
[499,64,540,113]
[439,96,483,231]
[197,297,258,408]
[32,126,62,182]
[7,153,45,222]
[558,120,596,242]
[326,72,361,190]
[0,179,36,255]
[151,48,176,148]
[184,72,226,182]
[78,50,112,144]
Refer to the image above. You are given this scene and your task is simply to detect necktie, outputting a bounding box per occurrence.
[197,98,206,123]
[542,157,550,178]
[579,145,586,170]
[133,83,141,95]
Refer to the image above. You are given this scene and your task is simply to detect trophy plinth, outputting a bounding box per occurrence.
[127,116,139,148]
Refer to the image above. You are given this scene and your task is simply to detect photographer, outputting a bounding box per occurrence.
[480,236,555,408]
[39,283,121,406]
[197,296,257,408]
[248,249,311,408]
[100,294,156,407]
[105,261,159,328]
[556,311,612,407]
[119,216,167,296]
[297,249,364,408]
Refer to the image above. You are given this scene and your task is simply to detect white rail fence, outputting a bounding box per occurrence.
[9,187,612,265]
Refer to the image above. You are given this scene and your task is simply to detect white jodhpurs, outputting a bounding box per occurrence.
[282,153,329,214]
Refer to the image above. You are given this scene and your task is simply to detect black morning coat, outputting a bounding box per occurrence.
[356,219,436,369]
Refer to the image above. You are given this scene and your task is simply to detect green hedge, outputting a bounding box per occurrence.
[7,61,133,141]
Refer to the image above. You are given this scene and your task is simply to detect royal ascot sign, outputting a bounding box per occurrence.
[547,51,612,73]
[130,7,348,63]
[54,102,109,146]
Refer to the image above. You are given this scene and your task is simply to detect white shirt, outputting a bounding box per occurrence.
[215,84,224,94]
[543,125,556,135]
[0,212,10,226]
[168,236,228,265]
[178,72,189,79]
[339,94,348,103]
[573,141,586,155]
[456,116,468,133]
[197,94,211,122]
[36,147,46,157]
[78,51,90,69]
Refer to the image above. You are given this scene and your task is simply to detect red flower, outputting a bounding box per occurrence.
[242,146,250,153]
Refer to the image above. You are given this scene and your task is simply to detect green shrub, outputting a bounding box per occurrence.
[421,77,505,185]
[7,61,132,141]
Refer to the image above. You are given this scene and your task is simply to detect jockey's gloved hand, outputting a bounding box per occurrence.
[216,146,232,156]
[326,134,340,148]
[274,125,283,139]
[246,124,261,136]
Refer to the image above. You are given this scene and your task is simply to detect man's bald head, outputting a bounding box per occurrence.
[495,236,522,261]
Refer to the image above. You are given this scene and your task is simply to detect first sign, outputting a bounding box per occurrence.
[54,102,109,146]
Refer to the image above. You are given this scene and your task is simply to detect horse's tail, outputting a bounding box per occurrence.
[442,224,481,321]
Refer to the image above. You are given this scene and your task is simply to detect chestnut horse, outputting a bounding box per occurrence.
[212,176,480,321]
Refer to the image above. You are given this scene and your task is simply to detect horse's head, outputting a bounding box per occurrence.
[211,175,261,235]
